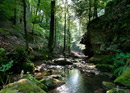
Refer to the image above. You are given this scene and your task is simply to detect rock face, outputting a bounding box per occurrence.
[81,0,130,57]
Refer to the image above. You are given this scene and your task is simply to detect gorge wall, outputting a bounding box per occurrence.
[81,0,130,58]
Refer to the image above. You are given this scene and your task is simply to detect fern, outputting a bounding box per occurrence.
[114,65,129,77]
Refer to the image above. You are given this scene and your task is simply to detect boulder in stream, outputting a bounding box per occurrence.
[53,58,73,65]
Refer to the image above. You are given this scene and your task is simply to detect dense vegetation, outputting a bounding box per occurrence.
[0,0,130,93]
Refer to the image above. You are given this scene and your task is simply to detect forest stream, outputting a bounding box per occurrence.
[42,56,112,93]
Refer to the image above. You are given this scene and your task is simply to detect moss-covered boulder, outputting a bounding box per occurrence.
[96,64,113,72]
[102,81,116,90]
[114,68,130,87]
[43,77,64,90]
[106,88,130,93]
[88,55,114,64]
[0,79,46,93]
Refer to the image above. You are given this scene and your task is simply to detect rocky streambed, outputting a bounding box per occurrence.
[1,56,128,93]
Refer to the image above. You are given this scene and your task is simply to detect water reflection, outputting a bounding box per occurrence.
[50,69,107,93]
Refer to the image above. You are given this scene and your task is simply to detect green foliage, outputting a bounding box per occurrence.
[0,48,7,63]
[96,64,113,72]
[0,60,13,86]
[114,68,130,88]
[24,74,48,91]
[113,52,130,68]
[113,65,129,77]
[22,62,35,73]
[8,46,30,73]
[112,51,130,77]
[0,28,10,35]
[127,4,130,8]
[0,61,13,72]
[23,73,38,84]
[0,0,16,20]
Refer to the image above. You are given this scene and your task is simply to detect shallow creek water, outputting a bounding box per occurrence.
[49,68,110,93]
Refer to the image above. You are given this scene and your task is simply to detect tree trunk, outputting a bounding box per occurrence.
[68,17,71,54]
[53,18,57,49]
[63,0,67,56]
[13,0,17,25]
[48,0,55,56]
[23,0,29,52]
[94,0,98,19]
[88,0,92,23]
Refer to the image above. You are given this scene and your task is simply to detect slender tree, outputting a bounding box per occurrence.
[68,16,71,54]
[13,0,17,25]
[88,0,92,23]
[63,0,67,56]
[23,0,29,52]
[94,0,98,19]
[48,0,55,56]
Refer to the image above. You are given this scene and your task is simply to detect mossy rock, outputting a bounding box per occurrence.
[37,82,48,91]
[88,55,113,64]
[0,88,19,93]
[22,62,35,73]
[102,81,116,90]
[114,68,130,87]
[43,78,64,89]
[0,79,46,93]
[39,79,46,84]
[96,64,113,72]
[106,88,130,93]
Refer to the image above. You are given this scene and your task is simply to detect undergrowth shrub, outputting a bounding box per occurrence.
[8,46,34,73]
[112,50,130,77]
[0,48,13,87]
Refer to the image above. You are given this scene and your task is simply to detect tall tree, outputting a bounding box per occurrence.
[48,0,55,56]
[23,0,29,52]
[63,0,67,56]
[94,0,98,18]
[88,0,92,23]
[67,16,71,54]
[13,0,17,25]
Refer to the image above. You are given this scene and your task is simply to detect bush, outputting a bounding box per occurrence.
[0,48,8,64]
[112,51,130,77]
[22,62,35,73]
[114,68,130,88]
[96,64,113,72]
[8,46,30,73]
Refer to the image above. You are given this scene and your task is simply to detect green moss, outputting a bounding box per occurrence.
[96,64,113,72]
[102,81,116,90]
[37,82,48,91]
[0,88,20,93]
[88,55,114,64]
[0,79,46,93]
[114,68,130,87]
[39,79,46,84]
